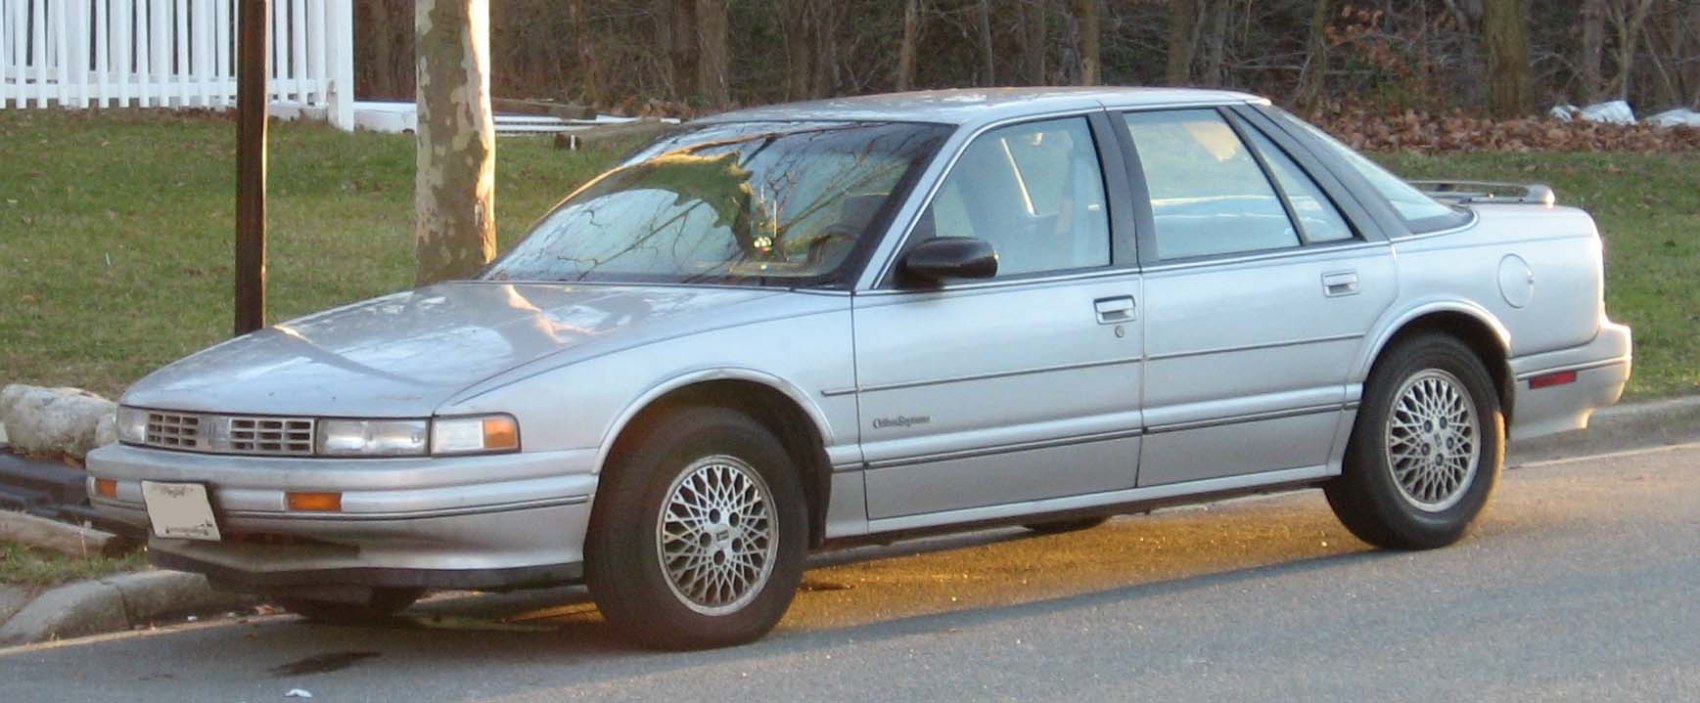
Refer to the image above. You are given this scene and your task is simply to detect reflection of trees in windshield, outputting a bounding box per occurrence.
[484,122,949,286]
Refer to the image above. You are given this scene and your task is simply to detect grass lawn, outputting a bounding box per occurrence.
[0,111,1694,400]
[1379,152,1700,399]
[0,540,147,588]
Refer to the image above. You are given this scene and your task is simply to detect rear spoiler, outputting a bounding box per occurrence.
[1409,180,1557,206]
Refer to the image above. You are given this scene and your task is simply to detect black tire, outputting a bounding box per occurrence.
[585,406,808,650]
[275,588,422,625]
[1023,516,1110,535]
[1325,333,1505,550]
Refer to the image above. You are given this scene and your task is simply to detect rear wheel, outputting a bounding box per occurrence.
[275,588,422,625]
[585,406,807,650]
[1325,334,1504,550]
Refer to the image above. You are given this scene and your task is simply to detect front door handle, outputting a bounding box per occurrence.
[1094,295,1137,324]
[1322,271,1360,297]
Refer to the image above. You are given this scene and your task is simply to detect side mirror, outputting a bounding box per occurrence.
[901,237,998,284]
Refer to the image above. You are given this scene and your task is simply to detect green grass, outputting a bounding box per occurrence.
[0,110,618,399]
[1376,152,1700,398]
[0,540,148,588]
[0,111,1693,399]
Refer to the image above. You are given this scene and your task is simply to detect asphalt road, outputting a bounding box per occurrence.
[3,443,1697,702]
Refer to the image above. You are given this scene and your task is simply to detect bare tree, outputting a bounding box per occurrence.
[1075,0,1100,85]
[1166,0,1198,85]
[896,0,922,91]
[414,0,496,286]
[1198,0,1231,86]
[1605,0,1655,100]
[1483,0,1531,117]
[568,0,602,106]
[1581,0,1606,102]
[1022,0,1048,85]
[1295,0,1332,110]
[978,0,996,85]
[697,0,731,105]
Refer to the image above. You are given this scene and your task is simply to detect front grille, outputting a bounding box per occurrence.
[146,412,204,450]
[229,417,315,455]
[141,412,317,456]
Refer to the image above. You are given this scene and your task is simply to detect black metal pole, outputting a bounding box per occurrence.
[234,0,269,335]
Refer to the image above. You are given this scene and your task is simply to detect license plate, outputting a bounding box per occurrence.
[141,481,222,541]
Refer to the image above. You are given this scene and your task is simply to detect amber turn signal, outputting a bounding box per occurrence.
[482,416,520,451]
[286,492,343,512]
[95,478,118,498]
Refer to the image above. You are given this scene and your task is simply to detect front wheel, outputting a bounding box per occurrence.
[585,406,807,650]
[1325,334,1505,550]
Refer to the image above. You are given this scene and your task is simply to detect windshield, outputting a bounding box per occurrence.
[1271,109,1471,234]
[484,121,951,287]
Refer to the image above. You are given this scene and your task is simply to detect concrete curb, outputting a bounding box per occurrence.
[1509,394,1700,465]
[0,571,256,647]
[0,394,1694,647]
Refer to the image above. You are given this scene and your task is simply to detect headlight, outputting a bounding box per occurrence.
[316,419,430,456]
[116,406,149,444]
[430,414,520,455]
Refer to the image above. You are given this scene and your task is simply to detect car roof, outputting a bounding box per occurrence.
[695,87,1268,128]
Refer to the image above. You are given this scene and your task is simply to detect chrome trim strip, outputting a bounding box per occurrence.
[1145,403,1346,435]
[857,266,1138,297]
[864,464,1332,534]
[856,357,1141,394]
[220,495,592,522]
[820,387,858,397]
[865,428,1144,470]
[1513,356,1630,381]
[1147,333,1363,362]
[1139,241,1389,274]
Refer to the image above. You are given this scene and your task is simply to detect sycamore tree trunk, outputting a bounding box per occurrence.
[415,0,496,286]
[1075,0,1100,85]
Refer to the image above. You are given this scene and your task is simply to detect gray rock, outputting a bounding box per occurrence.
[0,581,128,646]
[0,420,9,448]
[0,384,118,460]
[0,584,31,623]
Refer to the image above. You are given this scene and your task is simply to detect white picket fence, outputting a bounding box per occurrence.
[0,0,354,129]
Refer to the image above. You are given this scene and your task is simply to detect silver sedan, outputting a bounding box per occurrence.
[88,87,1631,649]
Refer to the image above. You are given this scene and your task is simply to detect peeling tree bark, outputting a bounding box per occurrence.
[414,0,496,286]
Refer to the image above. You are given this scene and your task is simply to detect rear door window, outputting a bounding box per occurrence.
[1122,110,1298,260]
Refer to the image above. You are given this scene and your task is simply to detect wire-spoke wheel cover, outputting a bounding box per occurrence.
[655,455,779,616]
[1383,368,1481,512]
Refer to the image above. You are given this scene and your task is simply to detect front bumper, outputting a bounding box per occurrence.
[1509,320,1633,441]
[85,443,600,592]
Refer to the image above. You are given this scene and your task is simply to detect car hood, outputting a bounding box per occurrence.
[123,282,783,417]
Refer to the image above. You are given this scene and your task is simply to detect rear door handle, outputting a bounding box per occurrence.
[1094,295,1136,324]
[1322,271,1360,297]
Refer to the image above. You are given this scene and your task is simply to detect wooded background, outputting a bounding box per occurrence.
[355,1,1700,119]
